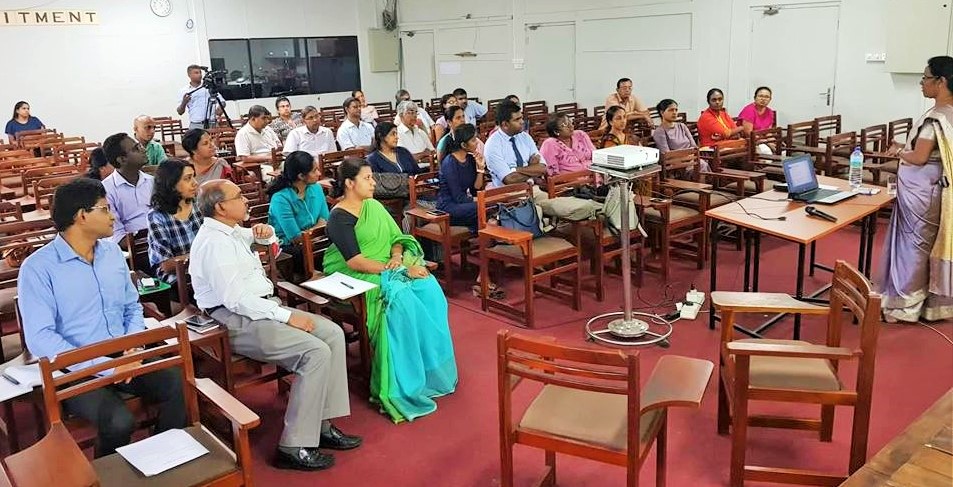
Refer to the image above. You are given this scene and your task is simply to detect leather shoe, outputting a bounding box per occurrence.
[274,447,335,471]
[320,424,363,450]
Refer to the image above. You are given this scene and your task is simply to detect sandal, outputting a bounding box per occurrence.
[472,283,506,300]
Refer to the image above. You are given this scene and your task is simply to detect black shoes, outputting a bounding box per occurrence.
[274,447,335,471]
[320,424,363,450]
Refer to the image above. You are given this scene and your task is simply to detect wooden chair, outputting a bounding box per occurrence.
[497,330,714,487]
[477,183,581,328]
[573,115,602,132]
[545,169,643,301]
[2,323,260,487]
[700,139,766,198]
[784,120,820,154]
[712,260,881,486]
[553,102,578,114]
[593,105,606,119]
[407,171,472,295]
[815,114,842,142]
[887,118,912,144]
[639,171,709,280]
[523,100,548,118]
[317,148,366,181]
[51,142,99,166]
[748,127,785,178]
[820,131,857,177]
[0,202,22,223]
[860,124,898,185]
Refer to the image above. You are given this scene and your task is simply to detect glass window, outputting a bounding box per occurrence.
[249,38,309,98]
[209,40,254,100]
[307,37,361,94]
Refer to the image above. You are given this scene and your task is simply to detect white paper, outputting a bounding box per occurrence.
[143,317,170,330]
[439,61,461,75]
[0,374,32,402]
[301,272,377,300]
[115,428,209,477]
[0,364,63,402]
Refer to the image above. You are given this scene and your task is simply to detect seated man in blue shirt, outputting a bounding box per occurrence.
[453,87,488,125]
[483,100,548,188]
[17,178,186,457]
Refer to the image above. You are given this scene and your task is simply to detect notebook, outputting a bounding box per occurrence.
[301,272,377,300]
[0,364,64,402]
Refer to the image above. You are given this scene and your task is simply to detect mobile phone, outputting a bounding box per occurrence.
[184,315,215,328]
[426,209,448,216]
[650,197,665,203]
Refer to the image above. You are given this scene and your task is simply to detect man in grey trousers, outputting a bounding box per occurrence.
[188,179,361,471]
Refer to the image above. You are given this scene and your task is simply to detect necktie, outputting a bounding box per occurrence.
[509,137,525,167]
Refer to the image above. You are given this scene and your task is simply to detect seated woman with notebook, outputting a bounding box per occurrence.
[323,157,457,423]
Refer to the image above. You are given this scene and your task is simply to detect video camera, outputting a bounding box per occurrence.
[199,67,227,94]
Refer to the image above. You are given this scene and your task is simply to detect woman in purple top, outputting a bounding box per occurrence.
[5,101,45,143]
[652,99,709,173]
[737,86,776,136]
[539,113,596,176]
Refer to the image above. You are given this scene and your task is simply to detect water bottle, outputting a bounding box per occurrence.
[849,146,863,189]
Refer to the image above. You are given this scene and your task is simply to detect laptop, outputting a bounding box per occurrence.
[782,155,856,205]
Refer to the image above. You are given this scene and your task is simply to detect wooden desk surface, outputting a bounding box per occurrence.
[705,176,894,244]
[843,390,953,486]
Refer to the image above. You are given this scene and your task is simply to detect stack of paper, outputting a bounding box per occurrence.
[115,428,209,476]
[0,364,63,402]
[301,272,377,300]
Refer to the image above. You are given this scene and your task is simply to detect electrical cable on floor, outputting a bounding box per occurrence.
[883,321,953,345]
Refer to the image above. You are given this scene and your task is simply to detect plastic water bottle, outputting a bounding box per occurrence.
[849,146,863,189]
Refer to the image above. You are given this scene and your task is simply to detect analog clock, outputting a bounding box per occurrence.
[150,0,173,17]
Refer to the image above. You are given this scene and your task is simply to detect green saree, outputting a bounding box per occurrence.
[323,199,457,422]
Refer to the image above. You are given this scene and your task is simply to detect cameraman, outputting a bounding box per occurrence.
[176,65,225,129]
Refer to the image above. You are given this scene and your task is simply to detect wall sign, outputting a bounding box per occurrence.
[0,10,98,26]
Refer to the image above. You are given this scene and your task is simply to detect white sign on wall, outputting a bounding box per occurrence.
[0,10,98,26]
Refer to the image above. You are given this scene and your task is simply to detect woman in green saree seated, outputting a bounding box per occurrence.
[323,157,458,422]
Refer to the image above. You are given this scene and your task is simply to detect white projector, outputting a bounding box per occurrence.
[592,145,660,170]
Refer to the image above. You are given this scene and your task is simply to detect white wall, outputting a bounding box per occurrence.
[0,0,397,142]
[397,0,945,131]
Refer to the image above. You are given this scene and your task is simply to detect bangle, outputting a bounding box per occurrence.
[476,169,485,173]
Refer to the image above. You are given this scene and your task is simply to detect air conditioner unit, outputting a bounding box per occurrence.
[592,145,660,170]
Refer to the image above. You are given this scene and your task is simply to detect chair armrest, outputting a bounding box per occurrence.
[659,180,712,192]
[194,377,261,429]
[407,207,449,223]
[710,291,830,315]
[725,341,857,360]
[640,355,714,414]
[276,281,330,307]
[479,225,533,245]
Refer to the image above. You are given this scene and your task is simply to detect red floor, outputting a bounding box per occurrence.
[9,220,953,486]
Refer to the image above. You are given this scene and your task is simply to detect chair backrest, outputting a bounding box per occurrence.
[826,131,857,157]
[888,118,913,144]
[826,260,881,382]
[785,120,819,148]
[553,102,578,114]
[320,107,345,124]
[546,169,595,198]
[710,139,749,171]
[685,121,700,144]
[156,118,185,142]
[0,149,34,162]
[318,148,366,179]
[860,124,888,153]
[123,229,149,272]
[2,422,99,487]
[0,201,22,222]
[573,116,602,132]
[370,101,393,112]
[51,142,99,166]
[661,148,701,181]
[247,202,269,226]
[750,127,783,158]
[522,101,548,117]
[22,165,79,196]
[19,132,64,152]
[237,181,263,204]
[476,183,533,230]
[34,173,81,211]
[299,224,331,277]
[593,105,606,118]
[40,323,199,426]
[815,114,842,139]
[409,171,440,207]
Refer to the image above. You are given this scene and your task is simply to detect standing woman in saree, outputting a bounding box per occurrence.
[323,157,458,422]
[875,55,953,322]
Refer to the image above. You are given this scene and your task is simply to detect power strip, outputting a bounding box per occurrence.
[678,289,706,320]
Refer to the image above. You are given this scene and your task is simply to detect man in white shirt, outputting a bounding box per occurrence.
[176,65,225,130]
[395,89,434,131]
[395,100,434,155]
[283,106,336,159]
[189,179,360,471]
[235,105,281,178]
[335,97,374,151]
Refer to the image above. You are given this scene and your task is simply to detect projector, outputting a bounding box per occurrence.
[592,145,660,170]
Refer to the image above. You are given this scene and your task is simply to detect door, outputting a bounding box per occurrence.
[400,30,436,100]
[525,23,575,105]
[748,5,839,124]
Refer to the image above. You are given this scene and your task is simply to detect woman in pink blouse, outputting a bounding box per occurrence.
[539,113,597,176]
[737,86,776,136]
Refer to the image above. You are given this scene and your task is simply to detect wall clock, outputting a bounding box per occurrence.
[150,0,173,17]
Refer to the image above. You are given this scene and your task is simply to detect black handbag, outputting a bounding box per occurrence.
[373,172,409,199]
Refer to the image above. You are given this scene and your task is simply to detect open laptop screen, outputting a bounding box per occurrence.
[783,155,818,194]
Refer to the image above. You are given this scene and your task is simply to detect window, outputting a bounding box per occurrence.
[208,36,361,101]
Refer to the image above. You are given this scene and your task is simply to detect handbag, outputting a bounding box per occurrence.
[373,172,410,199]
[497,200,545,238]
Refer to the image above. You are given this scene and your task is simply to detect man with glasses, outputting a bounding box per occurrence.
[602,77,653,129]
[101,132,154,245]
[132,115,167,165]
[18,177,187,457]
[336,97,374,151]
[395,100,434,155]
[283,106,336,159]
[189,179,360,471]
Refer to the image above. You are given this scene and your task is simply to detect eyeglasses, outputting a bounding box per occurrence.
[220,193,247,203]
[86,205,111,214]
[921,75,940,81]
[143,125,156,130]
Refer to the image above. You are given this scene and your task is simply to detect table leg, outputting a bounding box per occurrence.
[709,219,720,330]
[752,232,761,292]
[809,241,817,276]
[794,243,806,340]
[857,216,868,272]
[743,229,752,292]
[864,214,877,276]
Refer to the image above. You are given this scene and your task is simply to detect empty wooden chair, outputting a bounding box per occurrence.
[713,260,881,486]
[407,171,472,295]
[859,124,897,185]
[498,330,713,487]
[887,117,912,144]
[2,323,260,487]
[815,114,842,141]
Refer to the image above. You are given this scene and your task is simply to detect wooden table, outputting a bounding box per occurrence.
[843,390,953,486]
[705,176,894,338]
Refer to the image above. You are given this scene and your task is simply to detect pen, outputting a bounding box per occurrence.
[341,282,354,290]
[2,372,20,385]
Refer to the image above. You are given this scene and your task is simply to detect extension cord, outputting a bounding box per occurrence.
[678,289,706,320]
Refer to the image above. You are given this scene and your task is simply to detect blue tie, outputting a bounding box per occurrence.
[509,137,525,167]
